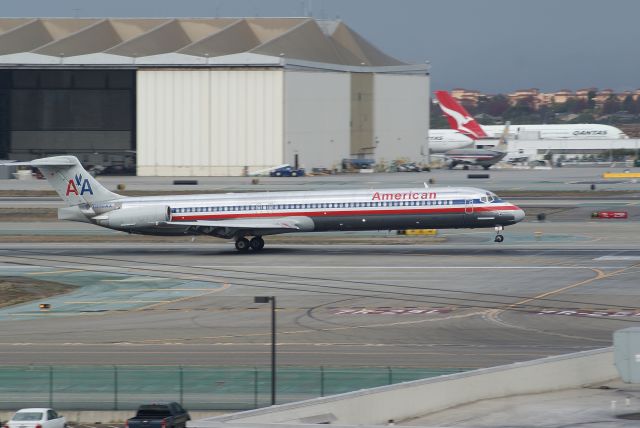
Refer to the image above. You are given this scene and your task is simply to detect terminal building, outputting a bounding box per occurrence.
[0,18,430,175]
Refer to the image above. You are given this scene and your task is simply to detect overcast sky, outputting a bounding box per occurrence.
[4,0,640,93]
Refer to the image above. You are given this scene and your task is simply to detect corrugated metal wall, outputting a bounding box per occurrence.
[283,71,350,170]
[137,69,284,176]
[349,73,375,158]
[373,74,429,165]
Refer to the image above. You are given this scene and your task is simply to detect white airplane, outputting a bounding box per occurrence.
[429,92,628,154]
[428,130,474,153]
[4,156,525,249]
[481,123,627,141]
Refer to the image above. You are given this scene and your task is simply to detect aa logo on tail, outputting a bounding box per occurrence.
[66,174,93,196]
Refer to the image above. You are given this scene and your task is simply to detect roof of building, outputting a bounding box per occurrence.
[0,17,427,72]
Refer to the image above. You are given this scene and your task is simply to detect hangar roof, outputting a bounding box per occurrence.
[0,17,427,72]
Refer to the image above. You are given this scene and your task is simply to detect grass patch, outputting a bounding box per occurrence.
[0,277,76,308]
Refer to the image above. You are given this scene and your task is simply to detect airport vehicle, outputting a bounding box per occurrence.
[5,408,66,428]
[269,165,305,177]
[126,403,190,428]
[2,156,525,249]
[396,162,422,172]
[342,158,375,170]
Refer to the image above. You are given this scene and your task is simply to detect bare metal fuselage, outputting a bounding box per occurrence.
[80,187,524,237]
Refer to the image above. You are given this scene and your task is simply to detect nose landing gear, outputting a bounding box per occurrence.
[494,225,504,243]
[235,236,265,252]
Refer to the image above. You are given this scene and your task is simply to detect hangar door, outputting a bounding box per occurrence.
[0,69,135,167]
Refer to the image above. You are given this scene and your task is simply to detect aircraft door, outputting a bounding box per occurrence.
[464,199,474,214]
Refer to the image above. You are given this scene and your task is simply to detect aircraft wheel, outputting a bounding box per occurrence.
[483,165,491,170]
[250,236,265,251]
[235,238,250,252]
[463,165,469,170]
[494,234,504,243]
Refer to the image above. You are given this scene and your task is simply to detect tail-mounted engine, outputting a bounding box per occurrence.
[94,205,171,230]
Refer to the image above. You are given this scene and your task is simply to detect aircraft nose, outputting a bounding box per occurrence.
[513,206,525,223]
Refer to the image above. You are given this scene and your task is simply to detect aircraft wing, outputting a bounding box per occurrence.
[164,216,312,237]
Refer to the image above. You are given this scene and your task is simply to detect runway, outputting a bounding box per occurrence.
[3,166,640,193]
[0,223,639,368]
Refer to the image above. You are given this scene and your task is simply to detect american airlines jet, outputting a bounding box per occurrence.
[4,156,525,249]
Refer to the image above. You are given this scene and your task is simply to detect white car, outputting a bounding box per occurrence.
[4,408,66,428]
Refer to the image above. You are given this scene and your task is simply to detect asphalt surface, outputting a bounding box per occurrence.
[3,166,640,193]
[407,379,640,427]
[0,220,638,369]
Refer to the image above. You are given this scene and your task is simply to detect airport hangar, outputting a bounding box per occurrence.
[0,17,430,176]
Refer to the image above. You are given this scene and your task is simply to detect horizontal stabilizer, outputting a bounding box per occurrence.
[0,159,76,167]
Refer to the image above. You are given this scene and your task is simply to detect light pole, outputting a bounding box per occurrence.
[254,296,276,405]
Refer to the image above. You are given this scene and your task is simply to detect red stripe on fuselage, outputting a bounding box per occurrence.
[170,205,519,221]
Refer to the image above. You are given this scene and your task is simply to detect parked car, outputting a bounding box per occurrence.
[88,164,136,176]
[269,165,305,177]
[396,162,421,172]
[126,403,190,428]
[5,408,66,428]
[342,158,375,171]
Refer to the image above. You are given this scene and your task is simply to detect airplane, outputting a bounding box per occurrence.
[432,91,627,149]
[428,130,474,153]
[435,91,509,170]
[480,123,627,140]
[3,156,525,248]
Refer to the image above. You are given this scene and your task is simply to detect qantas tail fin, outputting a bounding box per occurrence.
[434,91,488,140]
[3,156,121,206]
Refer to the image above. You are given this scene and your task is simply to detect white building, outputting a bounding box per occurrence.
[0,18,430,176]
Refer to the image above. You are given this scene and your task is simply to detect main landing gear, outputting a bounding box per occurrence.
[494,225,504,243]
[235,236,265,252]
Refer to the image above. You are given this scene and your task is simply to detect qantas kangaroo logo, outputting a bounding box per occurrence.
[435,91,487,140]
[66,173,93,196]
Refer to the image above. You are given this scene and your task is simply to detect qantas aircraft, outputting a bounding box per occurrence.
[432,91,627,146]
[4,156,525,249]
[428,131,474,153]
[435,91,509,169]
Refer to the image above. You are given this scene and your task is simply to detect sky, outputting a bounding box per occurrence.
[3,0,640,93]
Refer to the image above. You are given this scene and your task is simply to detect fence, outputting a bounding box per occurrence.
[0,366,468,410]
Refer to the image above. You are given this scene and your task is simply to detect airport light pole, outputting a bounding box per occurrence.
[254,296,276,405]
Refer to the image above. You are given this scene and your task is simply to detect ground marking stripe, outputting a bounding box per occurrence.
[192,265,621,269]
[64,300,171,304]
[27,269,83,275]
[135,282,232,311]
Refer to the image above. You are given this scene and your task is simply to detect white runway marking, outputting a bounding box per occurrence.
[593,256,640,261]
[193,265,622,269]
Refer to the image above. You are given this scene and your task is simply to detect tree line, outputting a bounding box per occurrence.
[430,92,640,129]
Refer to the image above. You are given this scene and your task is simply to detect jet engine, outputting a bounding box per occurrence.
[94,205,171,229]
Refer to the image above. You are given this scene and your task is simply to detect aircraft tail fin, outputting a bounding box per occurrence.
[4,156,121,206]
[495,121,510,152]
[435,91,488,140]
